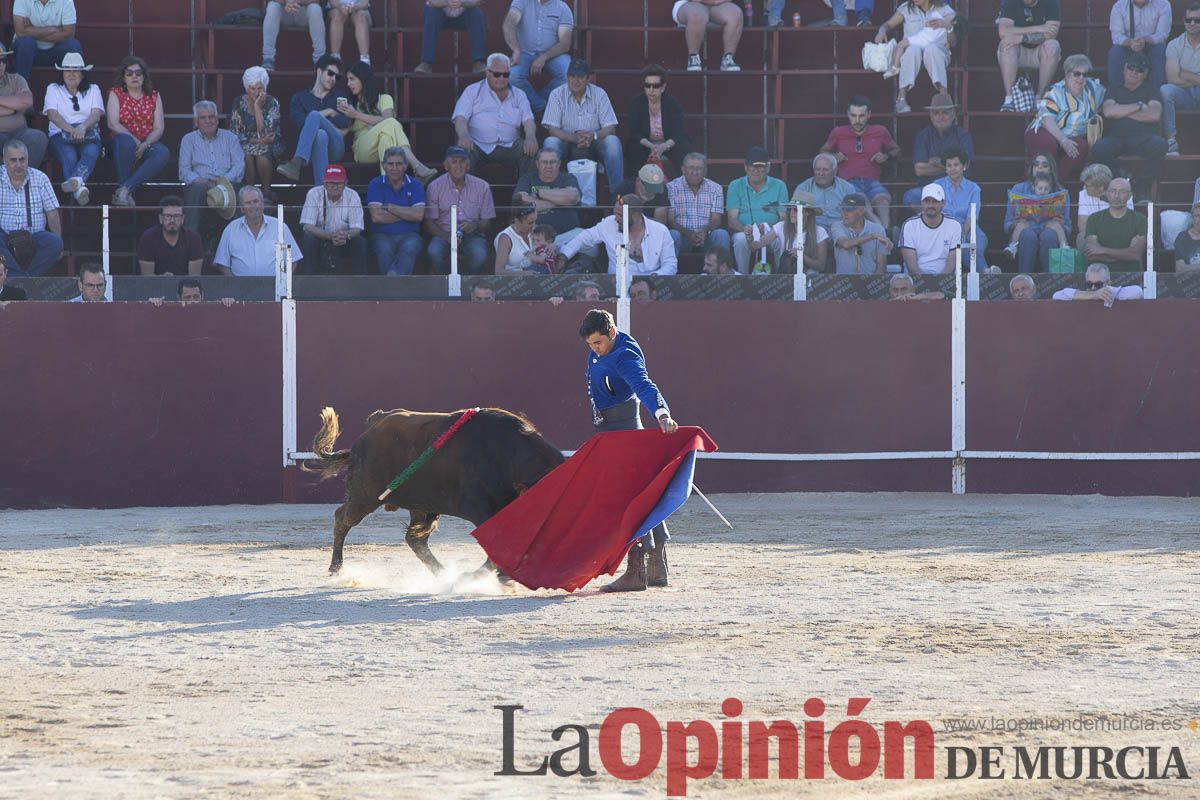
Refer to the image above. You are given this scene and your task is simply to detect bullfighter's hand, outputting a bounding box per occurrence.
[658,415,678,434]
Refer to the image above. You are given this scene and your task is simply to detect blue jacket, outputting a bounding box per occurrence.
[586,331,668,420]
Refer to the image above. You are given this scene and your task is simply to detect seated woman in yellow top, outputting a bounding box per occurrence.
[338,60,436,182]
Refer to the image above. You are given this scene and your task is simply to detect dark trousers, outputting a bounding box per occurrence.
[421,6,486,62]
[468,143,532,178]
[298,232,368,275]
[1090,133,1167,192]
[595,399,670,549]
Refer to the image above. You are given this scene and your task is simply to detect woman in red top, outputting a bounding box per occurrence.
[106,55,170,206]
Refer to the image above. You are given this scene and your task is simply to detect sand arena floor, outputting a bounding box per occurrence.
[1,492,1198,799]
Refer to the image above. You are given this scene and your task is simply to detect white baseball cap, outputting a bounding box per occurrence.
[921,184,945,202]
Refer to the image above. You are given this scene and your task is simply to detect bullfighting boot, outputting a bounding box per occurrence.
[646,540,668,587]
[601,546,647,592]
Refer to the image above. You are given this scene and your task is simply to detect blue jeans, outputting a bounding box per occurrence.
[294,111,346,184]
[542,135,624,190]
[1108,44,1167,94]
[111,134,169,192]
[828,0,873,23]
[12,36,81,81]
[421,5,486,62]
[373,231,424,275]
[851,177,889,200]
[1017,223,1058,273]
[1159,83,1200,139]
[510,52,570,116]
[48,133,100,183]
[0,230,63,276]
[426,234,489,275]
[669,228,732,259]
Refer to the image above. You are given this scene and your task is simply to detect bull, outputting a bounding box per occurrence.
[301,406,565,578]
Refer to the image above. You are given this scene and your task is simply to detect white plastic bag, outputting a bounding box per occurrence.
[861,41,896,73]
[567,159,598,206]
[1160,210,1191,251]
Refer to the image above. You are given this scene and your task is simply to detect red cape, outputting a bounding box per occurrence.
[471,427,718,591]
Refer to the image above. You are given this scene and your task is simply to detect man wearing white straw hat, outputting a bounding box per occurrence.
[11,0,82,81]
[0,43,47,169]
[178,100,244,232]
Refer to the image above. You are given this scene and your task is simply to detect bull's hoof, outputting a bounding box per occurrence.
[328,562,342,575]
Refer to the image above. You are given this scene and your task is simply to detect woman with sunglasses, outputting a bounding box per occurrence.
[625,64,690,178]
[1024,53,1104,181]
[1002,151,1072,272]
[43,52,102,205]
[339,60,435,182]
[106,55,170,207]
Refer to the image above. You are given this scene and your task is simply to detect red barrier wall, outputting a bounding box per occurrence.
[2,303,281,508]
[4,300,1199,508]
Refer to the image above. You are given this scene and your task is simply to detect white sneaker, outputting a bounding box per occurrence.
[719,53,741,72]
[881,66,899,79]
[61,176,81,194]
[686,54,702,72]
[73,183,89,206]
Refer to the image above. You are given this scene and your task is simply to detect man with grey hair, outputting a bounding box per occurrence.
[1052,262,1144,301]
[452,52,538,175]
[367,145,426,276]
[888,273,944,300]
[214,185,303,276]
[666,152,729,259]
[0,43,46,169]
[261,0,326,72]
[179,100,245,231]
[0,139,61,275]
[502,0,574,115]
[792,152,869,230]
[1009,273,1037,299]
[1083,177,1147,271]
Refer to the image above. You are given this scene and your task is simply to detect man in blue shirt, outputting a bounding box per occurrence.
[367,146,426,275]
[580,308,678,592]
[902,93,975,208]
[277,55,352,186]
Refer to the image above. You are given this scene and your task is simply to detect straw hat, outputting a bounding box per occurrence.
[206,177,237,220]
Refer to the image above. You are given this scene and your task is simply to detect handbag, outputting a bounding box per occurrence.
[5,181,34,268]
[1086,114,1103,147]
[566,158,597,206]
[861,41,896,73]
[1048,247,1085,273]
[1011,77,1037,114]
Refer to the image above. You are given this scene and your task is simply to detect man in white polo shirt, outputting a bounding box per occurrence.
[900,183,962,275]
[214,185,303,276]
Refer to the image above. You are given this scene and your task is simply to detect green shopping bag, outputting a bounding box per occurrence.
[1048,247,1085,273]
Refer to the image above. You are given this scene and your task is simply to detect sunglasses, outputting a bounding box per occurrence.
[70,94,79,111]
[82,281,106,289]
[1069,70,1088,77]
[1125,64,1147,72]
[1085,280,1107,290]
[324,68,340,78]
[854,135,863,153]
[644,82,663,89]
[125,68,143,76]
[489,70,510,78]
[1186,16,1200,22]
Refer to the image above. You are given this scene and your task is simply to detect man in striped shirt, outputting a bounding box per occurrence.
[665,152,729,259]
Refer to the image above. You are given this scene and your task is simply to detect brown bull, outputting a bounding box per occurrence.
[301,406,565,577]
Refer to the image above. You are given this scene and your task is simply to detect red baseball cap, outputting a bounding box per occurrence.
[323,164,347,183]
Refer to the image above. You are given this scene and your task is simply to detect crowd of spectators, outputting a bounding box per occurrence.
[0,0,1197,295]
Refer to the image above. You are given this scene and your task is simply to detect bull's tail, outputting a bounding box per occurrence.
[299,406,353,480]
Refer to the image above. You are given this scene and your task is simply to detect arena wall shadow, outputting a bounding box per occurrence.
[4,300,1199,508]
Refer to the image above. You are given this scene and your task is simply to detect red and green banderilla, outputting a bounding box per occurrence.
[377,408,480,501]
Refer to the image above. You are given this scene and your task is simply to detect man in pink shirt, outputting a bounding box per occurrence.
[820,95,902,229]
